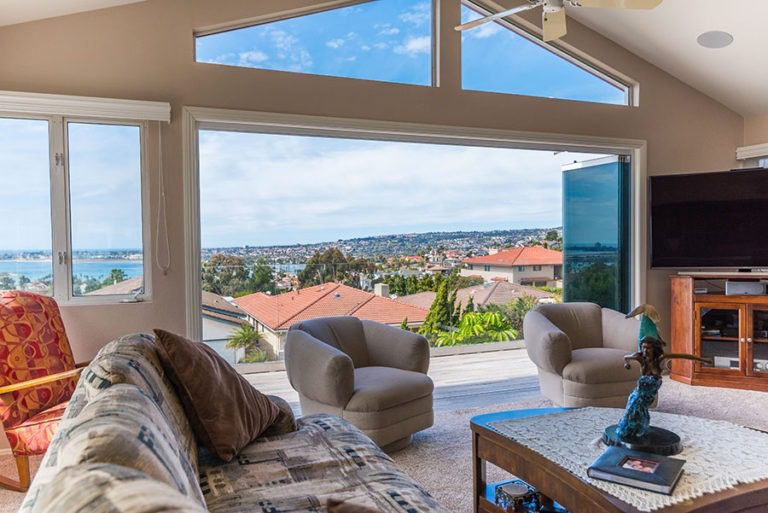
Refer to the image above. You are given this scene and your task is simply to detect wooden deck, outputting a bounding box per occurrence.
[245,347,543,413]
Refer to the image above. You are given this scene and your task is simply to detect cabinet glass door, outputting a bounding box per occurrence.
[697,306,742,372]
[749,308,768,375]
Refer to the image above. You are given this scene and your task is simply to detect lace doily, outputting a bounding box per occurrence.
[487,408,768,512]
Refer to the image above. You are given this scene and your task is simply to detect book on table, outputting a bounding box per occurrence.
[587,446,685,495]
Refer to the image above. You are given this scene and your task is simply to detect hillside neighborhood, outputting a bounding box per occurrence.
[200,241,564,362]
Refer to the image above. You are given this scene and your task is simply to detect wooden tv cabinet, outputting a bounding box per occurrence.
[670,274,768,392]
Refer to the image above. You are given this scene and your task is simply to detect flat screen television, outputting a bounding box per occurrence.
[650,168,768,269]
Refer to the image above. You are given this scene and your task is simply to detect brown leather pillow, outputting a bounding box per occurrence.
[153,329,280,462]
[327,499,380,513]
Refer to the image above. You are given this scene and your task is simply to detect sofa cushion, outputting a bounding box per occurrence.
[291,317,370,368]
[200,414,449,513]
[562,348,641,385]
[82,333,198,468]
[154,329,280,462]
[54,384,205,506]
[32,463,206,513]
[602,308,641,352]
[535,303,603,350]
[346,367,433,412]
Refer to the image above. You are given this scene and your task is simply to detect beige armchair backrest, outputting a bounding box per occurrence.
[534,303,604,349]
[601,308,641,352]
[290,316,370,368]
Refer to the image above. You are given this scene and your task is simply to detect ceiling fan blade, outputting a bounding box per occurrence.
[455,2,540,32]
[542,8,567,41]
[571,0,662,8]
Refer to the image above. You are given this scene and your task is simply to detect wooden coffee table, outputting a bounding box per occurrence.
[471,408,768,513]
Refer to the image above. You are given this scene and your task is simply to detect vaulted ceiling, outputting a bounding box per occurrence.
[566,0,765,117]
[1,0,765,117]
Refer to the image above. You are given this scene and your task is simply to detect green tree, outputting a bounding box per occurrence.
[102,268,127,287]
[400,317,409,331]
[297,248,376,289]
[419,280,452,335]
[546,230,560,241]
[226,323,267,363]
[0,274,15,290]
[465,295,475,314]
[249,258,276,294]
[202,254,250,296]
[18,275,31,289]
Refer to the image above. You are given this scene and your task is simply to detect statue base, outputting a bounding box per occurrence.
[602,425,683,456]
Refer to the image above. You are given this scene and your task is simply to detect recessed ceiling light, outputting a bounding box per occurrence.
[697,31,733,49]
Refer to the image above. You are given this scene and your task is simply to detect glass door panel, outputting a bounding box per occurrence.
[698,306,741,371]
[750,308,768,375]
[562,156,631,312]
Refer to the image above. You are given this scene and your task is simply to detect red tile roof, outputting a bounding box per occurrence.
[397,281,556,310]
[233,283,428,331]
[464,246,562,267]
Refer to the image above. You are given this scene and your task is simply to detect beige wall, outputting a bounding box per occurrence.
[745,114,768,147]
[0,0,745,449]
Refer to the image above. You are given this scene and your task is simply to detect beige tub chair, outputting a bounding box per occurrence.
[523,303,641,408]
[284,317,433,452]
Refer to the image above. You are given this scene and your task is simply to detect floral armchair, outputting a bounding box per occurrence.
[0,291,83,491]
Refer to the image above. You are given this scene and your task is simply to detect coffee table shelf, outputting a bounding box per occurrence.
[471,408,768,513]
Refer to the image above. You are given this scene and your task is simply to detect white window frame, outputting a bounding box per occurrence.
[182,107,648,340]
[0,90,170,305]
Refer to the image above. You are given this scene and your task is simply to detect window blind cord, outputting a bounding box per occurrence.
[155,122,171,275]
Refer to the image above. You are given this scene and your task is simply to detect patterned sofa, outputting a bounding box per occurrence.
[19,334,448,513]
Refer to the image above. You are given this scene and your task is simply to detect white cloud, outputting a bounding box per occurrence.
[377,24,400,36]
[395,36,431,56]
[326,38,345,49]
[400,3,431,26]
[268,29,313,71]
[373,42,389,50]
[470,22,502,39]
[361,45,371,51]
[198,131,604,247]
[238,50,268,65]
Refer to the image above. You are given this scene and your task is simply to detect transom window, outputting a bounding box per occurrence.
[460,2,629,105]
[195,0,433,86]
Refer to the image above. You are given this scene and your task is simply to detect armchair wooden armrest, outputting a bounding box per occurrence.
[0,368,84,396]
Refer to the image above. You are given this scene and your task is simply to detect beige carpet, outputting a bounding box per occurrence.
[1,380,766,513]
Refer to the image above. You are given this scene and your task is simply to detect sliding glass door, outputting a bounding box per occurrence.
[562,156,631,312]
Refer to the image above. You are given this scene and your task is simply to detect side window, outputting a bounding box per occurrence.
[67,122,145,297]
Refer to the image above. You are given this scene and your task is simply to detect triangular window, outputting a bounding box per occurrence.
[196,0,433,86]
[461,2,629,105]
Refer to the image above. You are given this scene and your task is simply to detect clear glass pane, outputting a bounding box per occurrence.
[562,158,631,311]
[195,0,432,86]
[460,3,627,105]
[753,310,768,373]
[199,128,607,365]
[700,308,740,369]
[0,118,53,295]
[67,122,144,296]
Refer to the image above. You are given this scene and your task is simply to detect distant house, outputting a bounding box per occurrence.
[201,290,246,341]
[397,280,557,311]
[234,282,428,358]
[460,246,563,287]
[86,276,143,296]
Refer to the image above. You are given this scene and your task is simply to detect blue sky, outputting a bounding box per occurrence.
[199,130,606,247]
[196,0,625,104]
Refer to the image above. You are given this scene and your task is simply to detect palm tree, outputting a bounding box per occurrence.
[226,323,265,363]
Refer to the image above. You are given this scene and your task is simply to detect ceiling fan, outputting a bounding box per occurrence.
[456,0,662,42]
